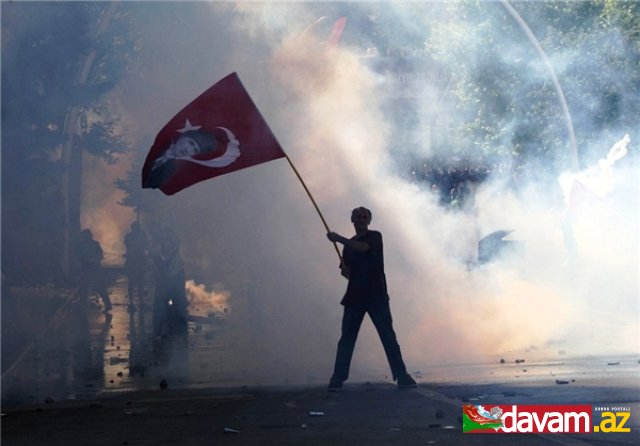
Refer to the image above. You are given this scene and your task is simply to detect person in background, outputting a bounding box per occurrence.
[77,229,112,313]
[124,221,148,311]
[151,227,188,340]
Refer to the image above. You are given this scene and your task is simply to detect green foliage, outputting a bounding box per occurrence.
[423,0,639,182]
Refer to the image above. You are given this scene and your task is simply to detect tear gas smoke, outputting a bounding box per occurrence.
[185,280,231,316]
[81,153,135,267]
[82,2,639,383]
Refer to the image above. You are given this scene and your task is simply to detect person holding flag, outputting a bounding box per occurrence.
[326,207,417,390]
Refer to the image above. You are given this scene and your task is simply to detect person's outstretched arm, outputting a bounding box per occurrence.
[326,232,369,252]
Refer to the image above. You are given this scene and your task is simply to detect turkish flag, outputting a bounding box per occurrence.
[142,72,286,195]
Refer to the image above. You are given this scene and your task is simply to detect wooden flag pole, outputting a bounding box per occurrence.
[284,155,342,262]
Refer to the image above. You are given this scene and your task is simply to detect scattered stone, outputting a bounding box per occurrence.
[500,358,506,364]
[555,379,569,385]
[515,359,525,364]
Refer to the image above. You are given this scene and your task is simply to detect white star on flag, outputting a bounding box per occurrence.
[176,119,202,133]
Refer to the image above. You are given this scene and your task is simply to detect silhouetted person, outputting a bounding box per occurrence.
[124,221,148,310]
[326,207,416,390]
[151,227,188,340]
[77,229,112,313]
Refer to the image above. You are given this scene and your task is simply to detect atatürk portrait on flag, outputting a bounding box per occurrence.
[144,119,241,189]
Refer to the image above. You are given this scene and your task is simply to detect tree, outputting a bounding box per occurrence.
[1,2,136,285]
[422,0,639,197]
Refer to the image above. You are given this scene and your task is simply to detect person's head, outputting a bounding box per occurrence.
[351,206,372,232]
[165,130,216,159]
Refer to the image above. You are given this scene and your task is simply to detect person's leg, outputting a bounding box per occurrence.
[152,291,167,338]
[93,270,112,312]
[127,268,136,308]
[368,301,411,383]
[168,280,188,337]
[331,305,366,384]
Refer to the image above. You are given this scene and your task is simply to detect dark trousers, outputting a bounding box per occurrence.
[126,266,146,304]
[79,269,112,309]
[153,277,188,337]
[332,300,408,381]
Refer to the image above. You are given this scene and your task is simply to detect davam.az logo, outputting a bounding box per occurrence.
[463,404,631,434]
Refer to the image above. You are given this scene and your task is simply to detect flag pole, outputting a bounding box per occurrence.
[284,154,342,262]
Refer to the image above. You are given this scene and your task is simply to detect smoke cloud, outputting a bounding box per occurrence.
[61,1,640,382]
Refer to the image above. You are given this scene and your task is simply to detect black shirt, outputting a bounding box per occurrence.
[340,230,389,307]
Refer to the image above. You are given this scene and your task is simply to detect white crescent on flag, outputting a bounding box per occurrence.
[176,127,241,168]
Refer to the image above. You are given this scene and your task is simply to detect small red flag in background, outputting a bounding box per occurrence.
[142,72,286,195]
[326,17,347,50]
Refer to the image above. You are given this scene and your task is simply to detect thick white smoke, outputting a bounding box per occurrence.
[92,2,637,383]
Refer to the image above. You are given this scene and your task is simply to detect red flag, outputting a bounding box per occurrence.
[326,17,347,51]
[142,73,286,195]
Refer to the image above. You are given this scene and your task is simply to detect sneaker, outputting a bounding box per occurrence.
[397,374,417,389]
[328,376,343,392]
